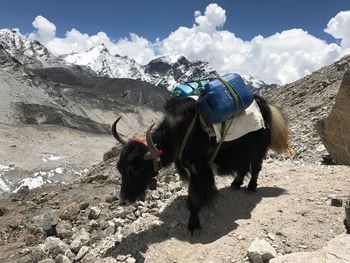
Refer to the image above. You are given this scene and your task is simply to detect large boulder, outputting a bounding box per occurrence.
[317,70,350,165]
[270,234,350,263]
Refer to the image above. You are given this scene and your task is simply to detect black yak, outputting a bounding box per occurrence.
[113,95,293,233]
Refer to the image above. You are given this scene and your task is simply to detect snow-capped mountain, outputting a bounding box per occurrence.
[0,29,61,68]
[62,44,274,92]
[0,28,276,94]
[63,45,219,90]
[144,54,218,89]
[242,74,279,95]
[64,44,146,80]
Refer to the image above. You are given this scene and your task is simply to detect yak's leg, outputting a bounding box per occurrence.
[231,167,250,190]
[247,158,262,192]
[186,160,216,234]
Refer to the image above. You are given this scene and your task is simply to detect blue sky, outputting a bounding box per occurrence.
[1,0,349,42]
[1,1,350,84]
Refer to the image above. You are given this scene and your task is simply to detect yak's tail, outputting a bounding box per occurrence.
[268,104,294,155]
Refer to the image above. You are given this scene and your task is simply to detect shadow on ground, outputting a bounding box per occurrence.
[108,186,286,262]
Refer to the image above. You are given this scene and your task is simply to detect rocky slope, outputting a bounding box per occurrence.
[264,54,350,163]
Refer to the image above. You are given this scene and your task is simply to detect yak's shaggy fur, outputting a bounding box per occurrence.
[115,95,293,233]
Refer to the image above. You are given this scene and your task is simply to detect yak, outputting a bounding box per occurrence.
[112,95,293,234]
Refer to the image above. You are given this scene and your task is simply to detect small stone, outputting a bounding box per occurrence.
[55,220,73,239]
[55,254,71,263]
[117,255,127,261]
[126,257,136,263]
[60,202,80,221]
[298,245,308,249]
[26,212,59,236]
[0,207,8,217]
[71,228,90,246]
[12,185,29,200]
[75,246,90,261]
[89,206,101,219]
[79,202,90,210]
[248,239,277,263]
[267,233,275,241]
[39,237,71,258]
[330,197,343,207]
[89,219,100,230]
[70,238,83,253]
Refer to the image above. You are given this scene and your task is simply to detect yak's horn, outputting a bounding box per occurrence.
[111,117,128,145]
[144,123,160,160]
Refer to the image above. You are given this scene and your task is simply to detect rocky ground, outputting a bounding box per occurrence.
[0,153,349,262]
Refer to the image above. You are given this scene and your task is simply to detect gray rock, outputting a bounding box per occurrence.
[247,239,277,263]
[55,220,73,239]
[13,185,30,200]
[70,238,83,253]
[55,254,71,263]
[330,197,343,207]
[39,236,72,258]
[318,70,350,164]
[125,257,136,263]
[75,246,90,261]
[26,212,59,236]
[116,255,127,262]
[89,206,101,220]
[270,234,350,263]
[71,228,90,246]
[0,207,8,216]
[79,202,90,210]
[80,251,100,263]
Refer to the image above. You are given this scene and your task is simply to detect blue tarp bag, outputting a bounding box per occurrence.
[198,73,254,123]
[171,79,210,98]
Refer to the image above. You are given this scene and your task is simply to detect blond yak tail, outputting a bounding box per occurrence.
[268,104,294,155]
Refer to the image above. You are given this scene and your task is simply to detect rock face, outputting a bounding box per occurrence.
[264,55,350,163]
[317,70,350,165]
[270,234,350,263]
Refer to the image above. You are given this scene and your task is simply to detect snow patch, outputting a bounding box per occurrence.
[0,178,11,192]
[14,176,45,192]
[42,153,66,162]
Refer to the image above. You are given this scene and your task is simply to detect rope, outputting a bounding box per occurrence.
[178,109,200,161]
[208,78,240,164]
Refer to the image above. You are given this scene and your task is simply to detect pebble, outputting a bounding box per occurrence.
[89,206,101,219]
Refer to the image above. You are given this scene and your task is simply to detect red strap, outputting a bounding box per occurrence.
[129,137,164,156]
[129,137,147,146]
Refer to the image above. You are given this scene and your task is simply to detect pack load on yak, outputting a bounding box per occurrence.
[171,73,254,123]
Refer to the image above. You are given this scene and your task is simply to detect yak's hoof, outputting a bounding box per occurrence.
[246,184,257,192]
[188,216,201,235]
[231,181,242,190]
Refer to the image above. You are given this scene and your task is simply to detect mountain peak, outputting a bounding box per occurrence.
[0,28,60,68]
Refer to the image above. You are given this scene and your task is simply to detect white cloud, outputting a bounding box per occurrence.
[324,10,350,55]
[194,3,226,34]
[28,16,155,64]
[28,5,350,84]
[29,15,56,43]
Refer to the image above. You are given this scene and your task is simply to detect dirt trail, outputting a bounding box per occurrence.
[111,161,350,263]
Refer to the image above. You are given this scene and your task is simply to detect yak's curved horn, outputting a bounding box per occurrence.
[111,117,128,145]
[144,123,160,160]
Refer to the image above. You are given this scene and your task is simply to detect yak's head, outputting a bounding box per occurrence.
[112,117,160,204]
